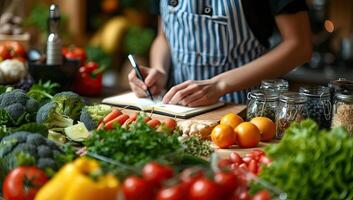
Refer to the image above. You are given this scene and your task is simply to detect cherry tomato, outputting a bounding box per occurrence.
[0,45,11,60]
[5,41,26,58]
[122,176,154,200]
[164,118,177,130]
[180,168,204,187]
[232,190,251,200]
[238,163,248,170]
[142,162,173,187]
[252,190,272,200]
[147,119,161,128]
[62,47,86,65]
[242,157,252,164]
[156,184,187,200]
[189,178,221,200]
[214,172,238,198]
[229,152,244,165]
[3,166,48,200]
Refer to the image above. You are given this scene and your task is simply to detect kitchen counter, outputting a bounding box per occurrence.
[284,64,353,84]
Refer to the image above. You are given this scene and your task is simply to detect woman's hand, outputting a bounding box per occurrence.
[128,66,167,98]
[162,79,224,107]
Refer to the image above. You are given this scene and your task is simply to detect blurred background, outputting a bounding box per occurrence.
[0,0,352,95]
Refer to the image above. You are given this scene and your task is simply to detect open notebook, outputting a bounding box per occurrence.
[102,92,225,119]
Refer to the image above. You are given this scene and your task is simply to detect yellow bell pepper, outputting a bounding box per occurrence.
[35,157,119,200]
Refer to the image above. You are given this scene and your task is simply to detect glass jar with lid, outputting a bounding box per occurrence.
[260,79,289,93]
[247,89,279,122]
[299,86,332,129]
[275,92,308,138]
[332,93,353,135]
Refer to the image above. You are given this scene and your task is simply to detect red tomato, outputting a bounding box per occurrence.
[229,152,244,165]
[142,162,173,187]
[232,190,251,200]
[3,166,48,200]
[0,45,11,60]
[214,172,238,198]
[189,178,221,200]
[62,47,86,65]
[5,41,26,58]
[238,163,248,170]
[156,184,187,200]
[252,190,272,200]
[122,176,154,200]
[164,118,177,130]
[147,119,161,128]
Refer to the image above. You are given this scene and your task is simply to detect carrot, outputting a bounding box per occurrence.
[105,114,130,129]
[97,122,104,130]
[103,109,122,124]
[147,119,161,129]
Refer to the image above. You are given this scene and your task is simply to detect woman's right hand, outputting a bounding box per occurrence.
[128,66,167,98]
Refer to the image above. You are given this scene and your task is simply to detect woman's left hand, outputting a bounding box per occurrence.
[162,79,224,107]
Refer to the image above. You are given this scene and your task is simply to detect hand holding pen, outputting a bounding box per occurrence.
[127,55,167,100]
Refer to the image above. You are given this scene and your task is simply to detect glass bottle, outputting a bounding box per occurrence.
[299,86,331,129]
[46,4,62,65]
[332,93,353,135]
[246,89,279,122]
[275,92,308,139]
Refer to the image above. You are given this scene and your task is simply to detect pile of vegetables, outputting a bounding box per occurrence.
[251,119,353,200]
[84,116,183,166]
[0,131,71,187]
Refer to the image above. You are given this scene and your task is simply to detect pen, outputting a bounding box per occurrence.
[128,54,154,101]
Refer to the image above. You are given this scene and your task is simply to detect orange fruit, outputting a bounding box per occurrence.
[250,117,276,142]
[220,113,244,129]
[234,122,260,148]
[211,124,236,148]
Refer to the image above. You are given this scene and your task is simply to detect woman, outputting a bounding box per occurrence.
[128,0,312,106]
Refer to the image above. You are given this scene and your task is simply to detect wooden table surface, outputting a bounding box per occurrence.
[111,103,276,158]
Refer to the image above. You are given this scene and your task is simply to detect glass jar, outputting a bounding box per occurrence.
[247,89,279,122]
[299,86,332,129]
[260,79,289,93]
[275,92,308,139]
[332,93,353,135]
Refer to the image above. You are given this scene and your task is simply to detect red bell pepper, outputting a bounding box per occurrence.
[73,61,105,96]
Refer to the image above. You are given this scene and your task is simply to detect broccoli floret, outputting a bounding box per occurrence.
[0,89,39,125]
[80,104,112,130]
[0,131,68,185]
[52,91,85,120]
[36,102,73,128]
[4,103,25,120]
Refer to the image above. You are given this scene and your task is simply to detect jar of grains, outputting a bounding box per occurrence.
[299,86,332,129]
[332,93,353,135]
[260,79,289,93]
[247,89,279,121]
[275,92,308,138]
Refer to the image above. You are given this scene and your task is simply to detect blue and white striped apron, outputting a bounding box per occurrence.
[160,0,267,104]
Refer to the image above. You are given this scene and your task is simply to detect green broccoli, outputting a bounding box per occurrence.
[52,91,85,120]
[80,104,112,130]
[36,102,74,128]
[0,89,39,126]
[0,131,68,184]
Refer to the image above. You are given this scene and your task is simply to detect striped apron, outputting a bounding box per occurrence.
[160,0,267,104]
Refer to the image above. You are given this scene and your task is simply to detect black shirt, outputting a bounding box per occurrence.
[151,0,308,47]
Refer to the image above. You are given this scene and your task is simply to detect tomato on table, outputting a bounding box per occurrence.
[142,162,173,187]
[188,177,221,200]
[62,47,86,65]
[3,166,48,200]
[122,176,155,200]
[156,184,187,200]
